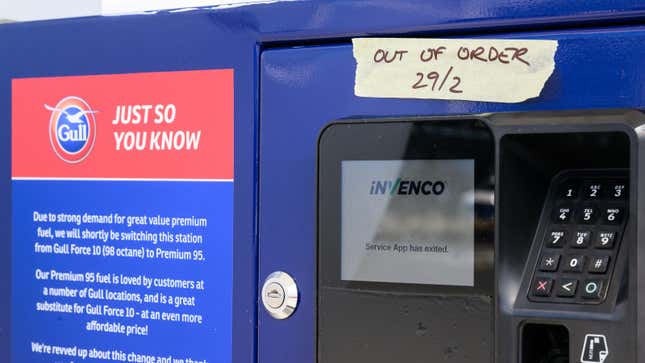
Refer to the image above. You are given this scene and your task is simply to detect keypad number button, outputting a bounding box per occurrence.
[553,207,572,223]
[588,256,610,274]
[556,279,578,297]
[578,206,598,224]
[531,278,553,297]
[603,207,625,225]
[581,280,605,299]
[584,183,603,199]
[571,231,591,248]
[559,181,580,199]
[609,182,627,200]
[539,254,560,272]
[564,255,585,272]
[545,231,566,248]
[594,232,616,249]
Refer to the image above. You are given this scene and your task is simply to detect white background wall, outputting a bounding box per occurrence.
[1,0,101,22]
[0,0,10,21]
[0,0,253,22]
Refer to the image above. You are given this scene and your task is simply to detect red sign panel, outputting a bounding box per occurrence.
[13,69,234,180]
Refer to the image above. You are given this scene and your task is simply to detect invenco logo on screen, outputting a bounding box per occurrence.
[369,178,446,196]
[46,96,98,164]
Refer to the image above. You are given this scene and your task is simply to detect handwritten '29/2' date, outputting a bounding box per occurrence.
[412,66,463,93]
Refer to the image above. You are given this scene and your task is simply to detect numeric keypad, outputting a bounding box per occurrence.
[529,173,628,304]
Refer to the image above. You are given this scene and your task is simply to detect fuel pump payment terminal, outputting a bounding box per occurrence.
[317,111,645,363]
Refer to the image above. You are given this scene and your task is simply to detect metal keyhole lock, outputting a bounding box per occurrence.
[261,271,299,320]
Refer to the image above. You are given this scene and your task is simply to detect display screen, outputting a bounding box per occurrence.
[341,159,475,286]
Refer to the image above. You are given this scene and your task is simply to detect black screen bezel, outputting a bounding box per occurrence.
[317,119,495,296]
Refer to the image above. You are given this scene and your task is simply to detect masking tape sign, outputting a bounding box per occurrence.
[353,38,558,103]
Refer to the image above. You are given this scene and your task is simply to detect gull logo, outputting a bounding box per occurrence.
[581,334,609,363]
[45,97,98,163]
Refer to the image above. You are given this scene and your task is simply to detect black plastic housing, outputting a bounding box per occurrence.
[316,109,645,363]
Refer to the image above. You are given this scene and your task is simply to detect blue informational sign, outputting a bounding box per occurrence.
[11,70,235,363]
[12,181,232,363]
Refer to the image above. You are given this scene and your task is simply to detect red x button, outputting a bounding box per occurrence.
[531,278,553,297]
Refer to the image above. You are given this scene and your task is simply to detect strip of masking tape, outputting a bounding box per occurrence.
[353,38,558,103]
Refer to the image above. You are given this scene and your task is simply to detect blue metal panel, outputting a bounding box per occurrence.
[2,1,645,363]
[258,26,645,362]
[119,1,645,42]
[0,11,259,363]
[251,0,645,41]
